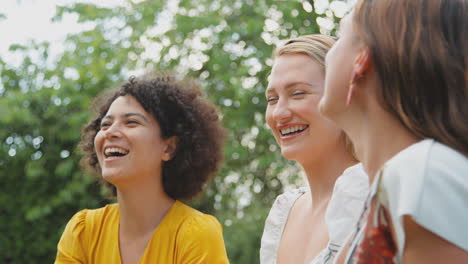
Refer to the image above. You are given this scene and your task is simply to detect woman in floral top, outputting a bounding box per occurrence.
[319,0,468,263]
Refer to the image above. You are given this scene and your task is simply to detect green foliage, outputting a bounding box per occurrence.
[1,0,342,263]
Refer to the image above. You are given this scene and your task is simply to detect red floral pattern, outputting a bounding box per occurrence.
[352,207,396,263]
[346,171,398,264]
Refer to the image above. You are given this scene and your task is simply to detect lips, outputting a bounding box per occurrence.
[279,124,308,136]
[274,123,309,142]
[103,146,129,158]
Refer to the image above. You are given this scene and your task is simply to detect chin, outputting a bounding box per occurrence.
[318,97,341,123]
[318,97,331,115]
[101,169,127,185]
[280,147,307,162]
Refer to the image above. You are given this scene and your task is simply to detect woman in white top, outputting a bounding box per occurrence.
[260,34,369,264]
[319,0,468,263]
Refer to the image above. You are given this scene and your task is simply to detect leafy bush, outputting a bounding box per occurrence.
[0,1,339,263]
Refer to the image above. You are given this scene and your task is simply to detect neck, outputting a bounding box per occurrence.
[116,177,175,239]
[300,144,357,206]
[345,105,419,182]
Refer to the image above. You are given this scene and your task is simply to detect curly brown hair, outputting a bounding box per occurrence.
[79,73,226,200]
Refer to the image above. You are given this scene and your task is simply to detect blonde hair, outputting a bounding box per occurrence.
[274,34,336,69]
[274,34,358,160]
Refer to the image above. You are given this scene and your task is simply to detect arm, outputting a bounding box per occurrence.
[402,216,468,264]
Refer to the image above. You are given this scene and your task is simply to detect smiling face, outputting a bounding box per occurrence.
[265,53,343,163]
[94,95,173,187]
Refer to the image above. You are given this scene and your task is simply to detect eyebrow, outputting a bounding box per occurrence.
[102,113,149,122]
[265,81,319,95]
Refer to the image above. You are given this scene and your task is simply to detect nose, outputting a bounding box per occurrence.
[103,122,123,139]
[272,97,292,123]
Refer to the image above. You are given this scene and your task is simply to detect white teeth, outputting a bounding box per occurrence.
[280,125,307,135]
[104,147,129,157]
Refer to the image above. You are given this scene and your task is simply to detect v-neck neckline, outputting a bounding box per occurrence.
[115,201,179,264]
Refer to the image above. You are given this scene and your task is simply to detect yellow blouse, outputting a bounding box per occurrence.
[55,201,229,264]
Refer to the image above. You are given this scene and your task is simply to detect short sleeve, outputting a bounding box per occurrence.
[381,140,468,255]
[412,143,468,250]
[326,163,369,246]
[55,210,88,264]
[177,214,229,264]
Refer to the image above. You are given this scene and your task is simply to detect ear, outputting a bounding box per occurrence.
[353,48,372,78]
[162,136,178,161]
[346,48,373,106]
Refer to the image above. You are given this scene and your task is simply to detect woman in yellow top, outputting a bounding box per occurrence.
[55,73,229,264]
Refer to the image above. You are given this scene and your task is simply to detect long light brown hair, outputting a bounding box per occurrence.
[354,0,468,156]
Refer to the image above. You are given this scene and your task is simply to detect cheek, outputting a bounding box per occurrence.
[327,43,346,76]
[299,95,321,113]
[329,43,354,87]
[145,132,167,156]
[264,106,281,144]
[94,131,104,155]
[310,94,322,106]
[323,53,347,107]
[265,105,274,129]
[313,108,343,139]
[303,96,339,129]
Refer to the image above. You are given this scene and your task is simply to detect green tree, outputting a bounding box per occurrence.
[0,0,343,263]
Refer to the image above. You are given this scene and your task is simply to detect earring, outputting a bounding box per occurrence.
[347,51,370,106]
[347,71,361,106]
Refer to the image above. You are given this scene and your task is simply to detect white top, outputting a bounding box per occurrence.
[260,163,369,264]
[345,139,468,263]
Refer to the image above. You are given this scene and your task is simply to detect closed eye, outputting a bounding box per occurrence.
[126,120,140,125]
[266,96,278,104]
[100,121,111,130]
[292,90,306,96]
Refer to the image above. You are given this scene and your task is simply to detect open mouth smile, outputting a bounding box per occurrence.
[104,147,129,159]
[279,125,309,137]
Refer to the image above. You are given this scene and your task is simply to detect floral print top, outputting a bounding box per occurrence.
[344,139,468,264]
